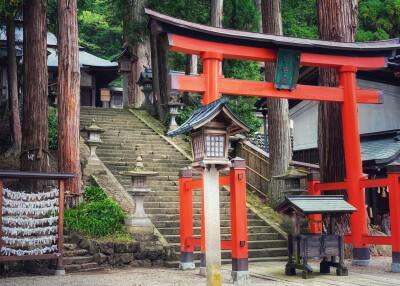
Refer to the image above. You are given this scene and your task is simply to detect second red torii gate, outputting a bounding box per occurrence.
[145,8,400,276]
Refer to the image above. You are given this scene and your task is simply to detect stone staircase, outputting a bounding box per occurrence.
[80,107,287,268]
[63,235,102,272]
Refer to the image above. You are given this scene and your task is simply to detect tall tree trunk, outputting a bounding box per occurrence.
[57,0,82,197]
[183,54,197,105]
[211,0,223,27]
[316,0,358,256]
[261,0,291,205]
[150,32,163,120]
[127,0,151,108]
[157,33,170,109]
[20,0,48,180]
[6,13,22,155]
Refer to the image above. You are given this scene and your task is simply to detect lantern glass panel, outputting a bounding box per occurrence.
[205,135,225,157]
[292,178,300,189]
[90,132,100,141]
[137,177,145,187]
[192,134,205,160]
[170,106,177,113]
[144,83,152,88]
[121,60,130,70]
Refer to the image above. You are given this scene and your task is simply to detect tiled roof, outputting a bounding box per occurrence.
[361,131,400,165]
[275,195,357,216]
[166,97,250,137]
[47,48,117,68]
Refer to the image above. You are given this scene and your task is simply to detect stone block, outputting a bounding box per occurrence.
[94,253,108,264]
[115,242,127,253]
[138,259,152,267]
[129,260,140,267]
[108,254,121,266]
[100,241,114,255]
[127,242,140,253]
[119,253,134,264]
[88,240,100,255]
[79,238,90,250]
[152,259,164,266]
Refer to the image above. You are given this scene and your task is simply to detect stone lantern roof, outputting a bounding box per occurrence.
[120,156,158,177]
[167,97,250,137]
[81,119,104,133]
[273,163,307,180]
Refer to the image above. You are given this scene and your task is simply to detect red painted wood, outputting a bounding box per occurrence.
[229,167,249,259]
[315,181,349,192]
[359,178,389,189]
[187,237,232,250]
[340,66,369,249]
[180,175,194,253]
[201,52,222,104]
[388,173,400,252]
[172,74,382,104]
[307,178,322,234]
[169,34,387,70]
[343,235,392,246]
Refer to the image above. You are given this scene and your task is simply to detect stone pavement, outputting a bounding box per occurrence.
[1,257,399,285]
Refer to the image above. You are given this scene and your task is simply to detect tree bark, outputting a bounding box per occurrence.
[127,0,151,108]
[6,12,22,155]
[20,0,49,180]
[150,32,163,120]
[157,33,170,109]
[211,0,224,27]
[57,0,82,197]
[316,0,358,254]
[261,0,291,204]
[183,54,197,105]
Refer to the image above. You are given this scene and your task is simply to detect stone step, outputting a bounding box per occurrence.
[143,201,231,209]
[144,195,231,203]
[63,256,94,265]
[153,219,266,228]
[81,262,100,269]
[63,243,77,251]
[148,213,260,221]
[64,249,89,257]
[157,226,272,236]
[145,207,232,215]
[163,232,283,244]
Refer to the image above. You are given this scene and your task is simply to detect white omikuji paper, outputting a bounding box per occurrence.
[1,188,60,256]
[3,197,59,209]
[2,216,58,227]
[2,234,58,246]
[2,188,59,201]
[1,245,58,256]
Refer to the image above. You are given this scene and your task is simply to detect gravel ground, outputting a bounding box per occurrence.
[0,256,398,286]
[0,266,270,286]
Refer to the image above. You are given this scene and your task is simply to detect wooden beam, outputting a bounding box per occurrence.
[171,74,383,104]
[168,34,387,70]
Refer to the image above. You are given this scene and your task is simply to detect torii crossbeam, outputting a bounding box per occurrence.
[145,8,400,283]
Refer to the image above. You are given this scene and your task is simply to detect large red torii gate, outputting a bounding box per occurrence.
[145,8,400,278]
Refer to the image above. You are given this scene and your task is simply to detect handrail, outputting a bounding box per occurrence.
[246,165,270,182]
[0,170,75,180]
[246,181,267,198]
[239,142,269,164]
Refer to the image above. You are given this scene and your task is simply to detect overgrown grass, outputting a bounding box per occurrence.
[64,186,128,238]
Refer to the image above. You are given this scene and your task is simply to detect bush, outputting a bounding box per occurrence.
[48,107,58,150]
[64,186,125,237]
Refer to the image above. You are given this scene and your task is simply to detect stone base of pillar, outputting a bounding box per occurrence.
[230,271,250,284]
[47,269,65,276]
[179,251,195,270]
[125,216,154,234]
[352,247,371,266]
[391,263,400,273]
[199,267,206,276]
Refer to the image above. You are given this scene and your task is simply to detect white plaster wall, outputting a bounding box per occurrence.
[81,71,92,87]
[290,79,400,151]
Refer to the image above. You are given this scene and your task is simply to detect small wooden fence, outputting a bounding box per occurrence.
[0,171,74,271]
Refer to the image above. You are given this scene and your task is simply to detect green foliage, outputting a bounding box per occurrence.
[48,107,58,150]
[282,0,318,39]
[357,0,400,41]
[176,105,194,126]
[64,186,125,237]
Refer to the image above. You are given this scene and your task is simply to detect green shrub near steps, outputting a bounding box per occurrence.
[64,186,125,237]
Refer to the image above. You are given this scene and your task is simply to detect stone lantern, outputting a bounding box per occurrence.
[273,163,307,196]
[81,119,104,159]
[167,97,250,282]
[120,156,158,234]
[137,67,154,115]
[167,99,183,132]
